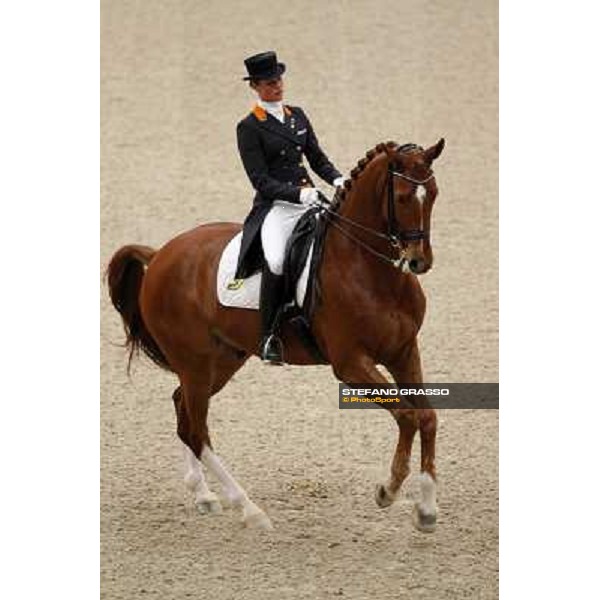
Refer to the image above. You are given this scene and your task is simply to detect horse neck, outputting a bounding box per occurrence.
[319,153,411,309]
[337,155,388,231]
[328,154,391,263]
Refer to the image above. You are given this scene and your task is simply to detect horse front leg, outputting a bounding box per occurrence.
[331,353,411,502]
[374,409,418,510]
[386,341,438,533]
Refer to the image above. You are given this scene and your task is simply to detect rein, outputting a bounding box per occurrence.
[318,166,434,269]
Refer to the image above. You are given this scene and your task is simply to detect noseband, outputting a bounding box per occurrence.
[320,161,434,269]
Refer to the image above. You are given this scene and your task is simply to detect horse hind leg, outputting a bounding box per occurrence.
[176,357,272,530]
[182,442,222,515]
[172,386,222,515]
[173,349,248,516]
[200,445,272,530]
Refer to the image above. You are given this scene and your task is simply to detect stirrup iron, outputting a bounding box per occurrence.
[261,333,284,365]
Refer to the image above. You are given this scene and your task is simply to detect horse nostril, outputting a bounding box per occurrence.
[409,259,422,272]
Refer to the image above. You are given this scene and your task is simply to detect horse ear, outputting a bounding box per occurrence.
[424,138,445,163]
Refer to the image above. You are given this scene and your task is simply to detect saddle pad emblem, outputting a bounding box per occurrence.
[226,279,244,291]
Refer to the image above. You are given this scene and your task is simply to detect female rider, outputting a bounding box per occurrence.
[235,50,344,365]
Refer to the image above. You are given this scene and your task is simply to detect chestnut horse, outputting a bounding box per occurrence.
[107,139,445,532]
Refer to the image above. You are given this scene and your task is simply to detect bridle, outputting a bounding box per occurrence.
[386,166,434,245]
[319,159,435,269]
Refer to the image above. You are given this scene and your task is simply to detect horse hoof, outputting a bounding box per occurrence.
[195,495,223,516]
[243,507,273,530]
[412,504,437,533]
[375,484,396,508]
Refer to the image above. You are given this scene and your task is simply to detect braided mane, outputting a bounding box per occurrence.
[334,141,397,206]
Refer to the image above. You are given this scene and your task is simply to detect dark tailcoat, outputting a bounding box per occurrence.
[234,104,341,279]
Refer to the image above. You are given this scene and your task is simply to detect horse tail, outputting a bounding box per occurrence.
[106,244,173,374]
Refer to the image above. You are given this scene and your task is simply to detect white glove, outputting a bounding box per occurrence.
[333,176,347,188]
[299,187,319,206]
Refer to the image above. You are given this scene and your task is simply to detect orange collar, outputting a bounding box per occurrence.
[252,104,292,122]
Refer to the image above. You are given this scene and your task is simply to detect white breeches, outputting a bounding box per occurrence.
[261,200,310,275]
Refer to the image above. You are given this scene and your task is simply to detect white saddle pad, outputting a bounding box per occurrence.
[216,232,314,310]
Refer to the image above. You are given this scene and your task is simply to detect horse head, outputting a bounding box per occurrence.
[382,139,445,274]
[335,138,445,275]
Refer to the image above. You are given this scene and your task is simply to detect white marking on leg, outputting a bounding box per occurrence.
[201,446,272,529]
[182,444,221,514]
[418,472,437,516]
[199,446,246,505]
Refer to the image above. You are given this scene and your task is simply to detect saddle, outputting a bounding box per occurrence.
[216,206,330,362]
[280,206,329,363]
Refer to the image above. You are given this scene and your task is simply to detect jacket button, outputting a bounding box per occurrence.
[280,150,286,155]
[296,146,301,151]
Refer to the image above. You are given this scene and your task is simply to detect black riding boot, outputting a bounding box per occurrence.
[259,264,285,365]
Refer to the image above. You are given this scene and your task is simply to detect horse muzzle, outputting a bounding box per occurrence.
[406,256,431,275]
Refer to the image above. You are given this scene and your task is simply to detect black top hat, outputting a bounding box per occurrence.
[242,51,286,81]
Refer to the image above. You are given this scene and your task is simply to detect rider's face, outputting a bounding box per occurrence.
[251,77,284,102]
